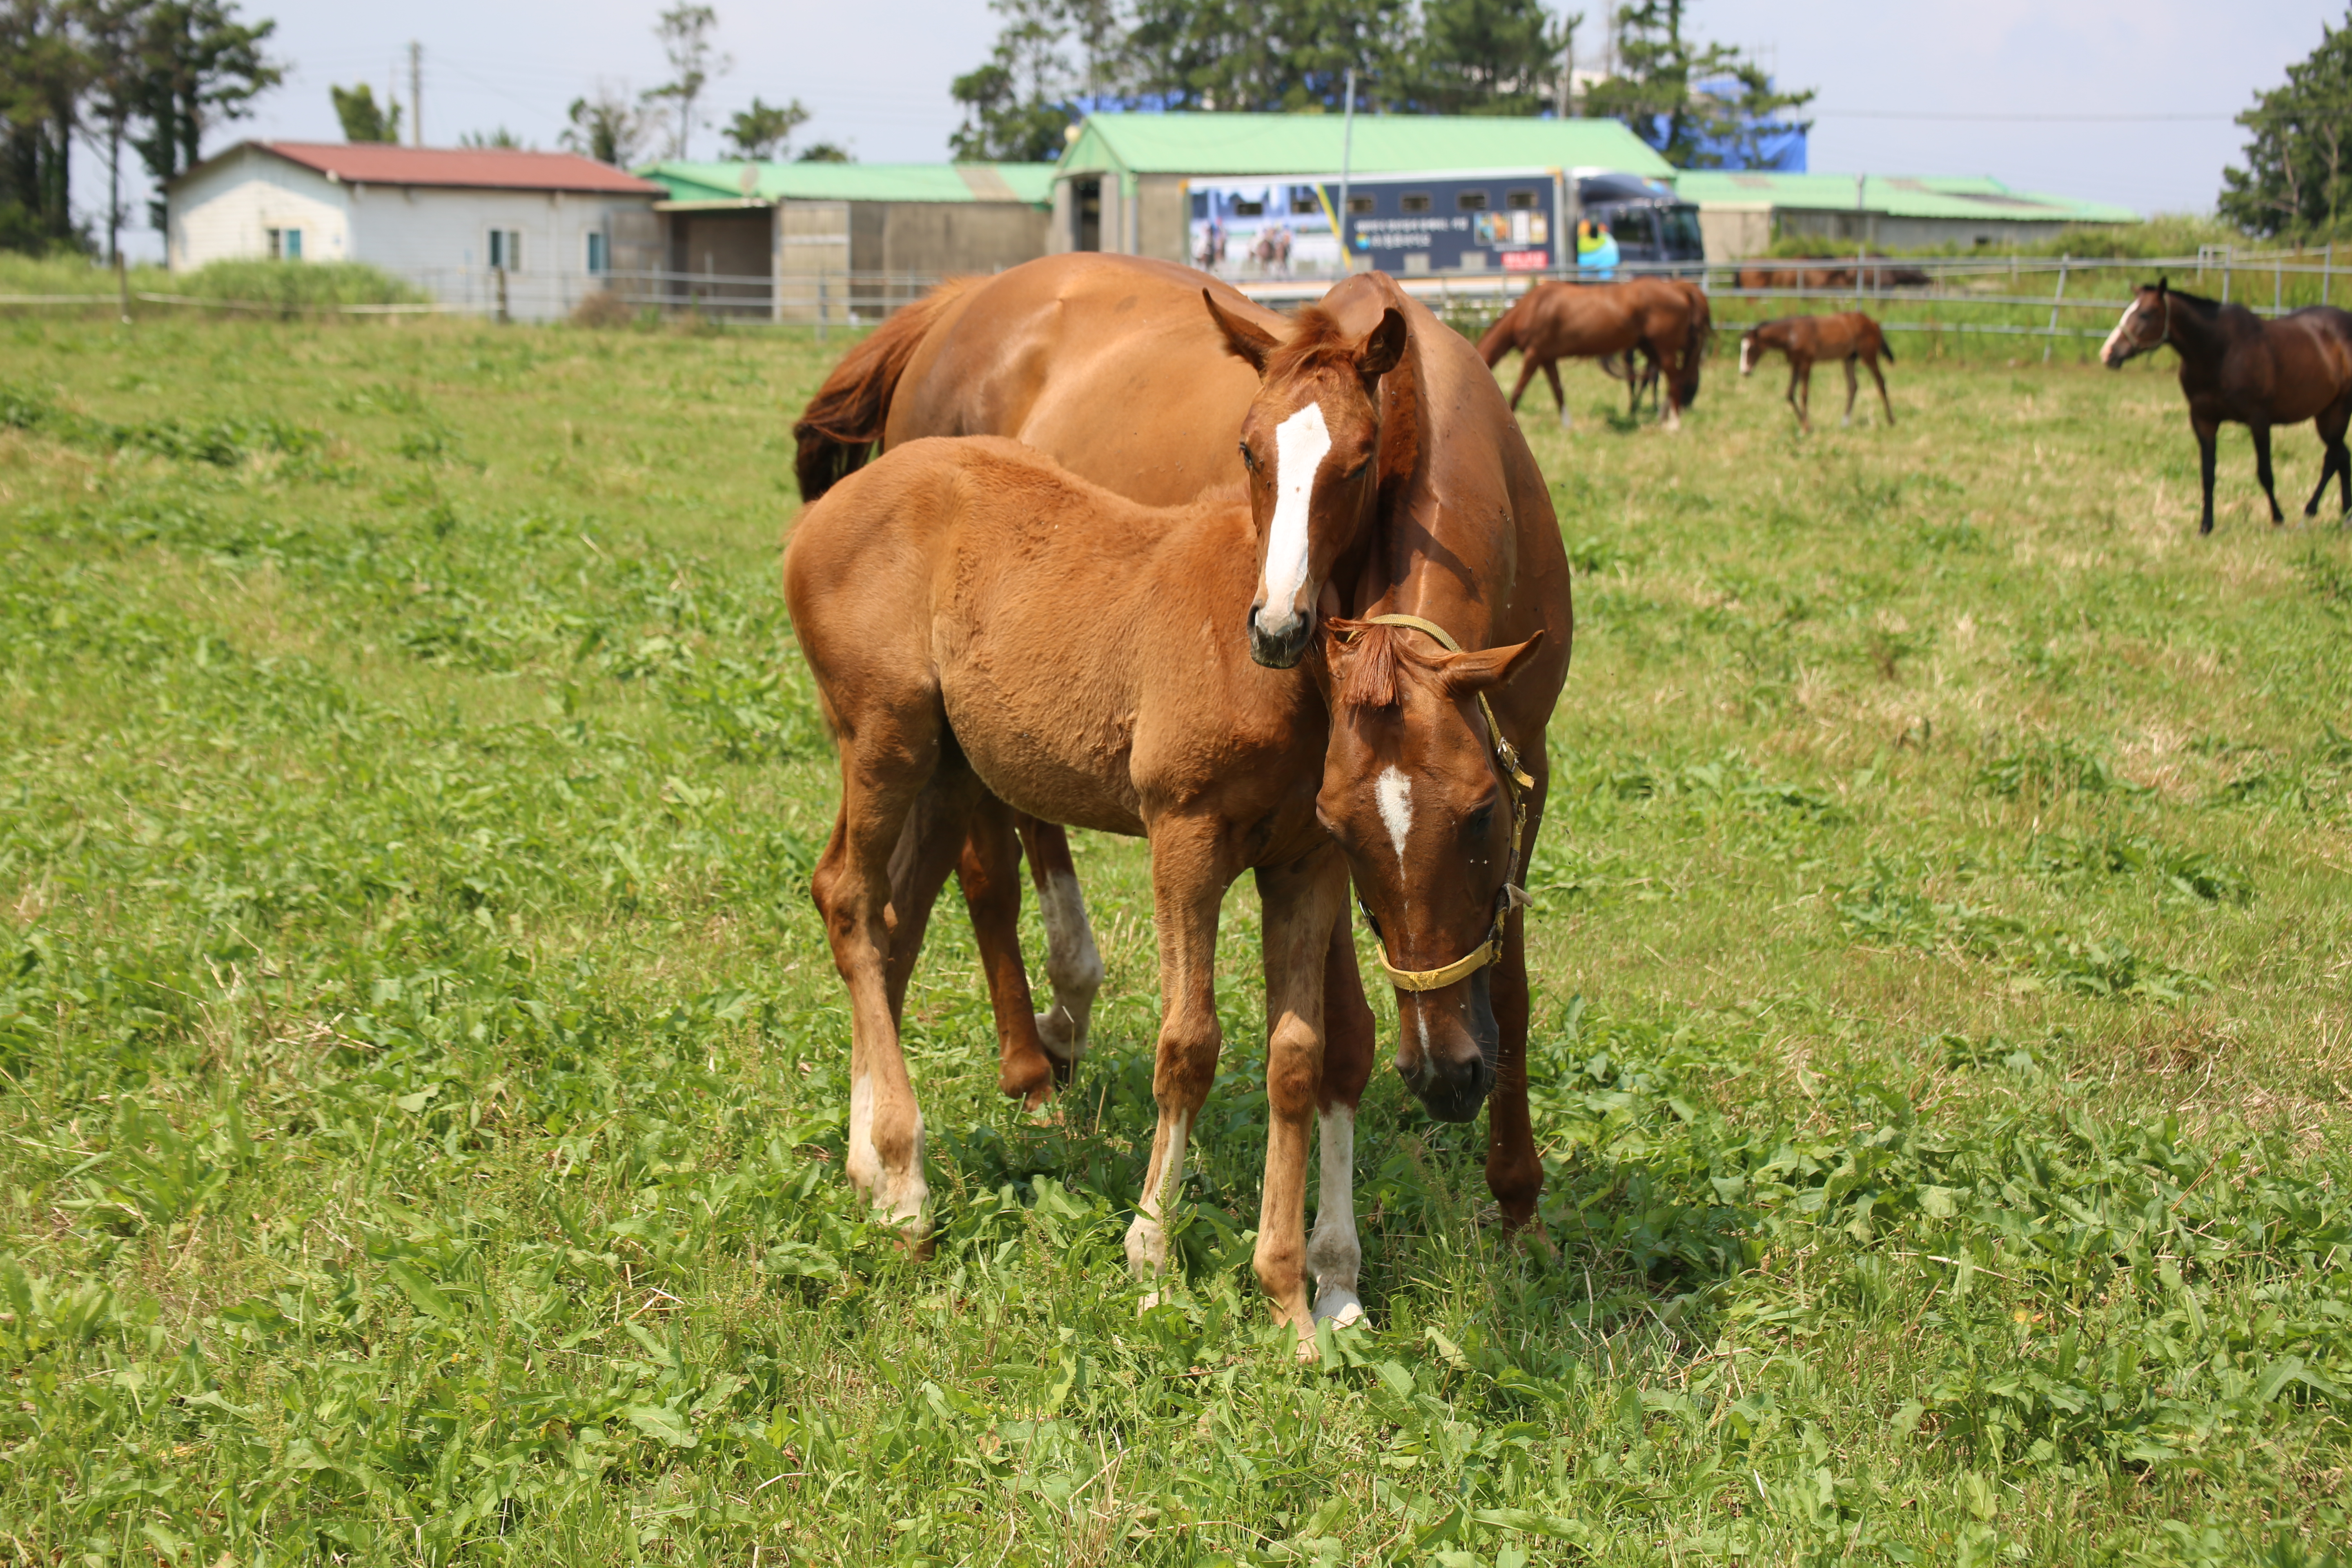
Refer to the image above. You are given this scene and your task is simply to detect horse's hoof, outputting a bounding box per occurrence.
[1313,1288,1365,1328]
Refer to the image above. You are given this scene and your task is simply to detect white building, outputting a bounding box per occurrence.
[165,142,663,321]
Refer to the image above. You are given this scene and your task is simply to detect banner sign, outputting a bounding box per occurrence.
[1190,170,1560,281]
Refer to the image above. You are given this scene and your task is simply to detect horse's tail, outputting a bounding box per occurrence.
[792,276,975,501]
[1870,317,1894,361]
[1477,290,1537,366]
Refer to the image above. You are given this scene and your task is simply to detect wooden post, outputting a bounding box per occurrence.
[2327,241,2335,307]
[114,251,131,325]
[2042,253,2068,364]
[816,268,827,346]
[495,264,509,325]
[2275,251,2283,315]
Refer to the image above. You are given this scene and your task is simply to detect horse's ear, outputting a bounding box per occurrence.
[2156,278,2168,297]
[1355,307,1408,381]
[1203,289,1280,373]
[1439,630,1546,698]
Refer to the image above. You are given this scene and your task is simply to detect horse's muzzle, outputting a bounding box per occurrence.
[1248,606,1310,668]
[1398,977,1499,1122]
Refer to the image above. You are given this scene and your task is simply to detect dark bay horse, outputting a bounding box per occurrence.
[1475,277,1704,429]
[2099,280,2352,533]
[1739,312,1895,433]
[786,422,1545,1348]
[792,254,1573,1252]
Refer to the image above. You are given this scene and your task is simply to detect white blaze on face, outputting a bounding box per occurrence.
[2100,301,2141,364]
[1257,401,1333,635]
[1374,764,1413,869]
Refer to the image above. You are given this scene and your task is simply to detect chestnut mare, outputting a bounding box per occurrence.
[791,254,1572,1267]
[1739,312,1896,433]
[2099,280,2352,534]
[786,412,1546,1345]
[1606,278,1713,416]
[1474,277,1705,429]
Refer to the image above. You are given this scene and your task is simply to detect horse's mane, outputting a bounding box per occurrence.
[1264,305,1366,381]
[1375,312,1421,521]
[1475,291,1537,365]
[1330,619,1449,710]
[2152,285,2221,312]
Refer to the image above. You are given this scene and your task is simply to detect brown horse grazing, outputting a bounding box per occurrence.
[2099,280,2352,534]
[1476,278,1704,430]
[1739,312,1895,434]
[784,430,1544,1348]
[793,254,1573,1245]
[1606,278,1711,416]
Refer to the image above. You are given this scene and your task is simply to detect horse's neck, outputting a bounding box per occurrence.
[2168,298,2238,370]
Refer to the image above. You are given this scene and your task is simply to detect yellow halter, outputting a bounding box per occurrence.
[1337,614,1535,992]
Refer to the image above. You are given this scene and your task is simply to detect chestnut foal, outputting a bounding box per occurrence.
[786,312,1545,1348]
[1739,312,1896,433]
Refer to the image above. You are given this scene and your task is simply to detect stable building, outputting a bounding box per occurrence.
[1675,172,2140,260]
[636,161,1056,321]
[1051,112,1674,278]
[163,141,663,320]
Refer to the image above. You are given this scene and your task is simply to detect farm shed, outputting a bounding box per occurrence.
[163,142,664,320]
[1053,112,1673,274]
[635,161,1056,321]
[1674,172,2140,260]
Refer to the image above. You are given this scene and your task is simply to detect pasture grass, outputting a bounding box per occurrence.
[0,310,2348,1566]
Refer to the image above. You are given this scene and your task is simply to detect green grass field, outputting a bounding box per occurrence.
[2,308,2348,1567]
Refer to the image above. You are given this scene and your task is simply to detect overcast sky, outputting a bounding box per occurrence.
[92,0,2341,258]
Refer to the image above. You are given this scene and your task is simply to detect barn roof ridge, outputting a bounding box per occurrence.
[1674,170,2139,225]
[1058,112,1674,181]
[640,161,1058,208]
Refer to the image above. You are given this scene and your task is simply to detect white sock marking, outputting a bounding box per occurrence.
[1374,764,1413,869]
[1739,338,1753,376]
[1127,1109,1191,1290]
[1033,869,1101,1062]
[1308,1106,1363,1325]
[1258,401,1332,639]
[846,1071,877,1193]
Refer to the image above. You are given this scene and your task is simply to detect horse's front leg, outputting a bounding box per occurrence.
[1869,355,1895,426]
[1486,785,1548,1232]
[2194,416,2219,534]
[1508,354,1542,414]
[1543,360,1569,427]
[1126,815,1234,1301]
[1253,848,1348,1352]
[1841,357,1860,427]
[1016,816,1103,1074]
[2252,423,2285,523]
[1307,886,1377,1327]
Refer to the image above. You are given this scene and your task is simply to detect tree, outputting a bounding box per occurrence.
[1581,0,1809,169]
[2220,10,2352,239]
[643,3,729,161]
[796,139,851,163]
[84,0,152,261]
[1417,0,1575,115]
[722,95,806,160]
[949,0,1076,161]
[562,81,648,168]
[459,126,524,149]
[0,0,94,252]
[330,81,400,143]
[125,0,282,228]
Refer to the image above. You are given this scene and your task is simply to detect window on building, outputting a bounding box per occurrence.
[1290,189,1320,215]
[266,227,301,261]
[1457,189,1490,211]
[586,232,608,274]
[1506,190,1539,210]
[1347,195,1374,215]
[487,229,523,270]
[1399,193,1431,214]
[1233,198,1264,217]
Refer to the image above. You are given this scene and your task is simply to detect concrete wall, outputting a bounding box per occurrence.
[1137,175,1189,264]
[872,203,1050,276]
[1697,204,1771,263]
[168,149,350,268]
[1774,209,2119,252]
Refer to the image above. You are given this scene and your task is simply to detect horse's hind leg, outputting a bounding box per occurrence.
[811,695,944,1234]
[956,802,1061,1108]
[1251,846,1348,1353]
[1508,355,1542,414]
[2194,417,2220,534]
[2308,400,2352,517]
[1869,354,1895,426]
[1788,360,1813,434]
[1018,816,1103,1077]
[2253,423,2285,523]
[1841,357,1860,427]
[1306,901,1376,1329]
[882,775,979,1027]
[1542,359,1569,427]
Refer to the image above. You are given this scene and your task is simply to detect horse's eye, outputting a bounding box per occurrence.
[1464,805,1495,838]
[1238,443,1258,473]
[1344,457,1371,481]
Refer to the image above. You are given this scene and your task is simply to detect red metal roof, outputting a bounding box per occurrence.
[237,141,660,195]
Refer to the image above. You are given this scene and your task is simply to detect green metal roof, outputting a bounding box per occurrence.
[1674,172,2139,225]
[1058,112,1673,181]
[640,161,1057,207]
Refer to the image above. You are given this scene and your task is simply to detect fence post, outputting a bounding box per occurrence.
[2042,253,2069,364]
[2328,241,2336,307]
[495,265,509,325]
[2276,251,2283,316]
[2223,249,2231,304]
[817,268,827,346]
[114,252,131,325]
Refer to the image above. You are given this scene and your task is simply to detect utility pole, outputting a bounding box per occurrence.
[1557,28,1573,118]
[1339,67,1356,273]
[410,42,423,147]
